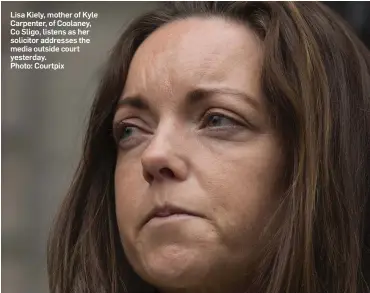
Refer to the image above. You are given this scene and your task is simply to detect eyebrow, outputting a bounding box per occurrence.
[116,87,261,112]
[116,96,149,110]
[187,87,261,111]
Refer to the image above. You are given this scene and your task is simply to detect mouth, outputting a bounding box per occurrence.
[143,205,204,227]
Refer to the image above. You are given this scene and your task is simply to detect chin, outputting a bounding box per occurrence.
[135,244,212,288]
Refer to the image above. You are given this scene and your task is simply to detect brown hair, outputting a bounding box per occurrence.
[47,2,370,293]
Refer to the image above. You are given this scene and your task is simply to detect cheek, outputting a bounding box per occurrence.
[196,140,282,244]
[114,157,145,241]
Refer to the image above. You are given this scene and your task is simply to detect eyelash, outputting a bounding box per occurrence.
[113,112,247,146]
[113,122,144,145]
[200,111,244,129]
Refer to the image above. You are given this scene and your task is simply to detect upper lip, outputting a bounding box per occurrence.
[142,204,204,226]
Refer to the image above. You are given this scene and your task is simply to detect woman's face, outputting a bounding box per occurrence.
[114,17,284,293]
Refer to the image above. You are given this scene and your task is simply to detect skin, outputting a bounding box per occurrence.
[114,17,284,293]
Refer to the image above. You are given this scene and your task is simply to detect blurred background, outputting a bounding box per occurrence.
[1,2,369,293]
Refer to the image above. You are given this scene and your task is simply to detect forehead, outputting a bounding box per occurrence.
[124,17,263,98]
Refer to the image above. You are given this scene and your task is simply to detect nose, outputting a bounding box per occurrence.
[141,126,189,184]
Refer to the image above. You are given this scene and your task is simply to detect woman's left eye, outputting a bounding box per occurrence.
[202,113,241,128]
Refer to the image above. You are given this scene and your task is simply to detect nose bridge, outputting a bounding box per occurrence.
[141,118,189,183]
[148,118,182,154]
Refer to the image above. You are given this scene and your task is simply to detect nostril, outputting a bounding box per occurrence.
[143,171,154,184]
[159,167,175,178]
[143,167,174,183]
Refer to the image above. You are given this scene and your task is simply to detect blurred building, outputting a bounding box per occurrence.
[325,2,370,48]
[1,2,369,293]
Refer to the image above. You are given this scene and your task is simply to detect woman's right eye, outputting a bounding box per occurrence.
[120,125,137,140]
[113,122,146,147]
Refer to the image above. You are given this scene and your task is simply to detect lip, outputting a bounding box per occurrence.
[142,204,204,227]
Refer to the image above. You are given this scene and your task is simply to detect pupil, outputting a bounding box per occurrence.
[123,127,133,138]
[211,115,221,126]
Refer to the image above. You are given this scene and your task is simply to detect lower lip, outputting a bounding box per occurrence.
[147,214,198,225]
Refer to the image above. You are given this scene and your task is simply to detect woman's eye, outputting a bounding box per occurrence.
[202,113,240,128]
[113,122,145,146]
[120,126,136,140]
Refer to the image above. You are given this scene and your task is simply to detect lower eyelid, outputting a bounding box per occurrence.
[206,125,244,134]
[118,133,149,150]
